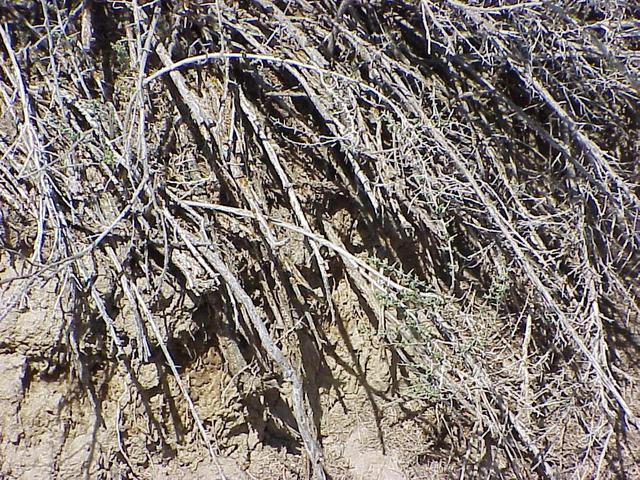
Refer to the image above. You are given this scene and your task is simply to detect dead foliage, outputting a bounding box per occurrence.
[1,0,639,478]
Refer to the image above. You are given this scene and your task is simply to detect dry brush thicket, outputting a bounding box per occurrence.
[1,1,639,478]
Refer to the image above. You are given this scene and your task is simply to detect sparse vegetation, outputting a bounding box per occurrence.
[1,1,639,479]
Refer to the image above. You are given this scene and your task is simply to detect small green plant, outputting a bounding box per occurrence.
[487,269,511,304]
[113,41,130,70]
[370,256,442,308]
[103,146,115,165]
[402,377,443,402]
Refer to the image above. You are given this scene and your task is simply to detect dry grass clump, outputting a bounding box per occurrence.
[1,1,639,478]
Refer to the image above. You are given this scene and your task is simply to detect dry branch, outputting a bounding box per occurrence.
[2,1,639,478]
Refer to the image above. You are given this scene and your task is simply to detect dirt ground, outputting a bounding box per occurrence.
[0,258,456,480]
